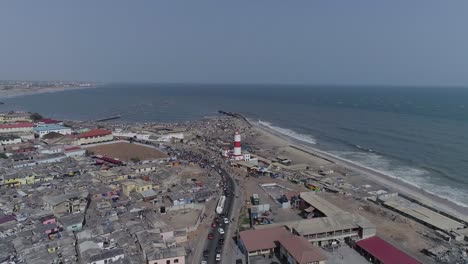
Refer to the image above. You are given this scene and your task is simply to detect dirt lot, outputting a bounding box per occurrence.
[86,142,167,162]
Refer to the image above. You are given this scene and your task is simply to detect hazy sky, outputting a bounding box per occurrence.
[1,1,468,86]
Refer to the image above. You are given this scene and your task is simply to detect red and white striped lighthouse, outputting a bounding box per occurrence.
[233,131,243,160]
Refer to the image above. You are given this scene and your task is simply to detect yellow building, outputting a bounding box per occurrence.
[120,179,153,196]
[92,170,127,184]
[1,173,38,187]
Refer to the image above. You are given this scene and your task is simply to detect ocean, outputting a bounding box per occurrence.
[2,83,468,207]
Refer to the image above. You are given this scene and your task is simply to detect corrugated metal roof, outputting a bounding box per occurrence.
[34,124,69,131]
[278,235,327,263]
[356,236,421,264]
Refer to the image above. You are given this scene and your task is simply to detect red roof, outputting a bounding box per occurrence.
[278,235,327,263]
[0,122,34,129]
[240,226,291,252]
[38,118,60,124]
[77,129,112,139]
[64,146,82,152]
[356,236,421,264]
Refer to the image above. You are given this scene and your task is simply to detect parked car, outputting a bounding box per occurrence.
[223,217,229,224]
[203,250,209,257]
[208,233,214,240]
[218,228,225,235]
[215,254,221,262]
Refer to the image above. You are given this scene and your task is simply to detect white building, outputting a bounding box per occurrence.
[113,130,150,140]
[39,145,64,155]
[0,135,21,145]
[157,132,184,142]
[34,124,72,138]
[64,146,86,157]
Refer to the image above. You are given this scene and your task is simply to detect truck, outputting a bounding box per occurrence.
[252,194,260,205]
[216,196,226,214]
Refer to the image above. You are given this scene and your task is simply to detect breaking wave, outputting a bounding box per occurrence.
[256,120,468,208]
[330,151,468,208]
[258,120,316,145]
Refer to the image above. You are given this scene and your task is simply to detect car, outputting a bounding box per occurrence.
[211,222,217,228]
[201,261,208,264]
[236,259,243,264]
[208,233,214,240]
[217,228,225,235]
[216,247,222,253]
[218,238,225,245]
[203,250,209,257]
[223,217,229,224]
[215,254,221,262]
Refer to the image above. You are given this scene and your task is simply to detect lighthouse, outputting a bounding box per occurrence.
[233,131,243,160]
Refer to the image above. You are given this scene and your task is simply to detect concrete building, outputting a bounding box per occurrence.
[147,247,186,264]
[64,146,86,157]
[34,124,72,138]
[113,130,150,140]
[75,129,113,145]
[254,192,376,246]
[121,179,153,196]
[240,226,327,264]
[92,170,127,184]
[376,194,465,233]
[87,248,125,264]
[282,213,376,246]
[0,134,21,145]
[133,163,158,173]
[42,191,89,215]
[0,122,34,133]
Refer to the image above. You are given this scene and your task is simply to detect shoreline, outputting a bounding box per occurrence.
[251,121,468,219]
[0,85,99,100]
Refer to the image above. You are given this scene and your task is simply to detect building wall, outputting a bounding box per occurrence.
[75,134,113,145]
[37,128,72,138]
[148,256,184,264]
[53,202,70,214]
[65,149,86,157]
[87,253,125,264]
[0,126,33,133]
[136,184,152,193]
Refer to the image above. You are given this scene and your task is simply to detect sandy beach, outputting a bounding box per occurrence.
[250,121,468,220]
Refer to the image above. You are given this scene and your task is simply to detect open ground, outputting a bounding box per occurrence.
[86,142,167,162]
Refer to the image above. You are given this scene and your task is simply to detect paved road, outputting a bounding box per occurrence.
[202,166,238,264]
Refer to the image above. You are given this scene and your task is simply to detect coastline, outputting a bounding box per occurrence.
[0,85,99,100]
[251,121,468,219]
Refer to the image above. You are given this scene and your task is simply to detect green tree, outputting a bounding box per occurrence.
[130,157,141,163]
[0,153,8,159]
